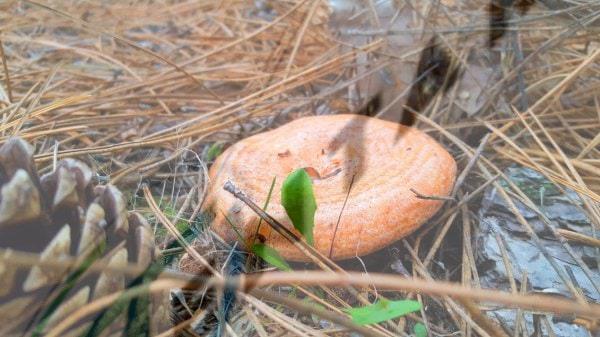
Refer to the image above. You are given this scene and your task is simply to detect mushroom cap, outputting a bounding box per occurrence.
[204,114,456,261]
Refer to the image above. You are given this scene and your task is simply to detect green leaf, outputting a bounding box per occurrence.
[281,168,317,245]
[253,176,276,241]
[154,201,190,241]
[344,299,422,326]
[414,323,427,337]
[206,142,224,161]
[252,243,291,271]
[223,211,245,243]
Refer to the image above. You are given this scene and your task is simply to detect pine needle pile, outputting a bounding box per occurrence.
[0,1,598,336]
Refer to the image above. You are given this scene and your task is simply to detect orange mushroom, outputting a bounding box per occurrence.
[203,114,456,261]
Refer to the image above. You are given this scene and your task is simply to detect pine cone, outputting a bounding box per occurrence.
[0,137,169,336]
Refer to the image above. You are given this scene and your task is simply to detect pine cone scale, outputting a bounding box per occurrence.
[0,137,166,335]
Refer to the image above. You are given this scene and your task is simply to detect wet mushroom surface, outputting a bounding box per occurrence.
[204,114,457,261]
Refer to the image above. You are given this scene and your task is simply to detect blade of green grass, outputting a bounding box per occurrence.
[344,299,422,326]
[251,243,291,271]
[414,322,427,337]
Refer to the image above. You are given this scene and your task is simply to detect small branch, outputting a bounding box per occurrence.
[44,270,600,337]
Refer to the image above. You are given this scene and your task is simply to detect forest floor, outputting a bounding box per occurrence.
[0,1,599,336]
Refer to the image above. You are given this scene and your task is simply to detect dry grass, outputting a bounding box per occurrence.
[1,0,599,336]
